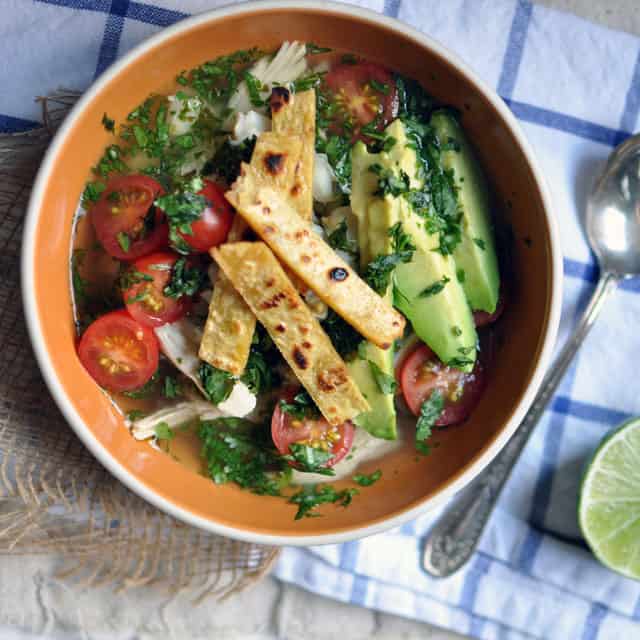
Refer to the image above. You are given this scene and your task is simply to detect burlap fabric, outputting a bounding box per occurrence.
[0,91,279,599]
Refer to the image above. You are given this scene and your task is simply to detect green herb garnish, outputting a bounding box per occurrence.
[155,182,206,254]
[368,360,397,395]
[321,309,364,359]
[279,390,319,420]
[306,43,332,54]
[81,181,106,207]
[363,223,415,294]
[163,375,182,399]
[244,71,266,107]
[369,79,390,95]
[456,268,466,283]
[473,237,486,250]
[163,257,205,299]
[288,485,359,520]
[327,219,357,255]
[416,390,444,455]
[284,443,335,476]
[122,371,159,399]
[116,232,130,253]
[419,275,450,298]
[126,410,146,422]
[198,362,235,404]
[205,135,257,185]
[353,470,382,486]
[155,422,175,441]
[101,113,115,132]
[317,135,351,194]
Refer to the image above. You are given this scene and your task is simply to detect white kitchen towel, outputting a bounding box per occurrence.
[3,1,640,639]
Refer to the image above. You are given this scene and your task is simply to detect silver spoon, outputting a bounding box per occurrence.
[422,133,640,578]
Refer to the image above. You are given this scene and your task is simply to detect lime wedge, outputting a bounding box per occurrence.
[579,418,640,579]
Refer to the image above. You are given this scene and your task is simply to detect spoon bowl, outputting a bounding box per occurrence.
[587,133,640,277]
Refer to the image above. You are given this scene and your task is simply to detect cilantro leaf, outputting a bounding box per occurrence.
[122,370,159,399]
[320,309,363,359]
[284,443,335,476]
[163,257,205,299]
[363,223,415,294]
[163,375,182,399]
[244,71,266,107]
[317,135,351,194]
[419,275,450,298]
[306,42,332,54]
[288,485,359,520]
[279,390,319,420]
[327,219,357,255]
[155,188,207,254]
[205,135,257,185]
[353,470,382,486]
[198,362,235,404]
[155,422,175,441]
[126,410,146,422]
[368,360,397,395]
[369,164,411,198]
[416,390,444,455]
[101,113,115,132]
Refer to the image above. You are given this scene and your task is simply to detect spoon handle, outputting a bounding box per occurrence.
[421,271,620,578]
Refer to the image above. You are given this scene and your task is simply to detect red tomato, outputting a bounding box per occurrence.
[91,175,168,261]
[122,252,191,327]
[399,344,485,426]
[325,61,398,139]
[271,391,355,468]
[474,289,506,327]
[175,180,234,252]
[77,310,159,392]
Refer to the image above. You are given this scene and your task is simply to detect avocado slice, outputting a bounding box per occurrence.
[430,111,500,313]
[366,119,477,372]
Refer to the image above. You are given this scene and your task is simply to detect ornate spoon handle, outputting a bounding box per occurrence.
[422,272,620,577]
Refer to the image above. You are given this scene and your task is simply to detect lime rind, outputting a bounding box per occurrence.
[579,417,640,580]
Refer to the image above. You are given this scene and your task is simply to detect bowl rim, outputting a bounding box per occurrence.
[21,0,563,546]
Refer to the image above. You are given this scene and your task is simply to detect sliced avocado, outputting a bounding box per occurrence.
[350,141,378,265]
[354,119,477,372]
[430,111,500,313]
[394,197,477,372]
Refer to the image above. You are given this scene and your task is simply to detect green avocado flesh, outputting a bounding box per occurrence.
[430,111,500,313]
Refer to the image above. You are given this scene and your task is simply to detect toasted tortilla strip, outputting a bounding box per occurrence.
[249,132,308,216]
[225,170,406,349]
[199,216,256,375]
[270,88,315,220]
[212,242,369,425]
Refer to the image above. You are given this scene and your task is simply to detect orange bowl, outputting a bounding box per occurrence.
[22,1,562,545]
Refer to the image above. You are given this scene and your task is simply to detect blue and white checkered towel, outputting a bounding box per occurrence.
[5,1,640,638]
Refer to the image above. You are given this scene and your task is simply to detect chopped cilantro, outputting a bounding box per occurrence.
[293,72,326,92]
[396,74,434,120]
[81,181,106,207]
[155,183,206,254]
[155,422,175,441]
[199,418,287,495]
[317,135,351,194]
[382,136,397,152]
[71,249,87,305]
[119,268,153,291]
[369,164,411,197]
[205,135,257,185]
[363,223,415,294]
[116,231,130,253]
[288,485,359,520]
[244,71,266,107]
[240,325,280,395]
[284,444,335,476]
[306,43,332,54]
[473,237,486,250]
[327,219,357,255]
[321,309,363,359]
[456,268,466,284]
[416,390,444,455]
[368,360,397,395]
[353,470,382,486]
[279,390,319,420]
[369,79,390,95]
[163,375,182,399]
[198,362,235,404]
[452,325,462,337]
[446,356,475,369]
[419,275,450,298]
[341,53,359,65]
[122,371,159,399]
[101,113,115,132]
[126,410,146,422]
[163,257,205,299]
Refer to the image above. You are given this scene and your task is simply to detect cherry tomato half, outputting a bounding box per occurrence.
[474,289,507,327]
[91,175,168,261]
[325,61,398,140]
[122,252,191,327]
[175,180,234,252]
[399,344,485,426]
[271,391,355,468]
[77,309,159,392]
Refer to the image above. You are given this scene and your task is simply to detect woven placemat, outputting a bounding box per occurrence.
[0,91,279,599]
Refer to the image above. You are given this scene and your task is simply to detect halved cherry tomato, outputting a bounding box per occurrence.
[122,252,191,327]
[175,180,234,252]
[325,61,398,139]
[91,175,168,261]
[473,289,506,327]
[399,344,485,426]
[271,390,355,468]
[77,309,159,392]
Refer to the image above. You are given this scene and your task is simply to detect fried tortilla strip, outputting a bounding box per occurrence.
[212,242,369,426]
[198,216,255,375]
[270,88,315,220]
[225,169,406,349]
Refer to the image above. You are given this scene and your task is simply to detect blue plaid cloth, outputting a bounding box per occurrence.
[5,1,640,638]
